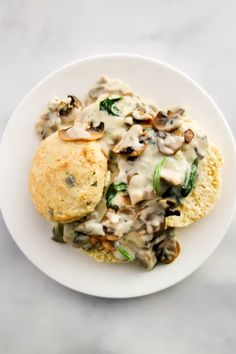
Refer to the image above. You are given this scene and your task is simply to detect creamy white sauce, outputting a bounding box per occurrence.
[39,77,209,269]
[66,123,91,139]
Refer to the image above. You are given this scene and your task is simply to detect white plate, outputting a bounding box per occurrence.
[0,54,236,298]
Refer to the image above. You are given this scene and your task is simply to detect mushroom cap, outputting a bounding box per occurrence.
[58,122,105,142]
[153,111,182,132]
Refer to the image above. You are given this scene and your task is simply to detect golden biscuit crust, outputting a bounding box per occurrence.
[29,132,107,222]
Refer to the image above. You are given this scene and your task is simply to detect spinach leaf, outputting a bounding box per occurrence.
[181,158,199,197]
[106,182,128,210]
[99,97,123,116]
[153,157,168,194]
[118,247,135,261]
[52,223,65,243]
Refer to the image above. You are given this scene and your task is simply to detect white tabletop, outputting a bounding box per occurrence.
[1,1,236,353]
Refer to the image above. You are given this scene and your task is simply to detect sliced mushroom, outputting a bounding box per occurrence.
[167,108,185,117]
[102,210,133,237]
[59,95,82,117]
[73,234,90,247]
[153,111,182,132]
[106,234,120,241]
[136,200,166,234]
[58,121,104,142]
[36,112,62,139]
[158,197,179,209]
[155,238,180,264]
[48,96,82,117]
[157,131,184,155]
[101,240,115,251]
[136,248,157,270]
[131,103,155,122]
[86,77,132,105]
[184,129,194,144]
[113,125,150,156]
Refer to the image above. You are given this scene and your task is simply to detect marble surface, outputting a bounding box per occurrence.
[0,1,236,353]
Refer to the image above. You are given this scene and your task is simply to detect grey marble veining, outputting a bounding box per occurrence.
[0,1,235,353]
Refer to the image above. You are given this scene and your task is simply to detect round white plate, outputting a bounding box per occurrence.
[0,54,236,298]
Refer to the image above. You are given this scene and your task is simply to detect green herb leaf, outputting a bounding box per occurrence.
[118,247,135,262]
[106,182,128,210]
[52,223,65,243]
[153,157,168,194]
[99,97,123,116]
[181,158,199,197]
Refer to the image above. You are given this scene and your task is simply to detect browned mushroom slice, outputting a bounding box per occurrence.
[167,108,185,117]
[157,131,184,155]
[49,96,82,117]
[131,103,155,123]
[136,200,166,234]
[113,125,150,156]
[156,238,180,264]
[58,121,104,142]
[184,129,194,144]
[158,197,179,209]
[68,95,82,109]
[153,111,182,132]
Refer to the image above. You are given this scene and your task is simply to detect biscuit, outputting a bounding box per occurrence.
[29,132,107,222]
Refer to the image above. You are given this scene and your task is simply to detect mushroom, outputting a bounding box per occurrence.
[158,197,179,209]
[36,112,62,139]
[157,131,184,155]
[184,129,194,144]
[193,134,208,159]
[167,108,185,117]
[88,85,106,101]
[131,103,155,123]
[155,238,180,264]
[59,95,82,116]
[102,210,133,237]
[136,200,166,234]
[101,240,115,251]
[58,121,104,142]
[48,96,82,122]
[86,77,132,105]
[136,248,157,270]
[153,228,180,264]
[153,111,182,132]
[112,124,150,156]
[73,234,92,250]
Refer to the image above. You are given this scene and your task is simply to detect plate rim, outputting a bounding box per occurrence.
[1,53,236,298]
